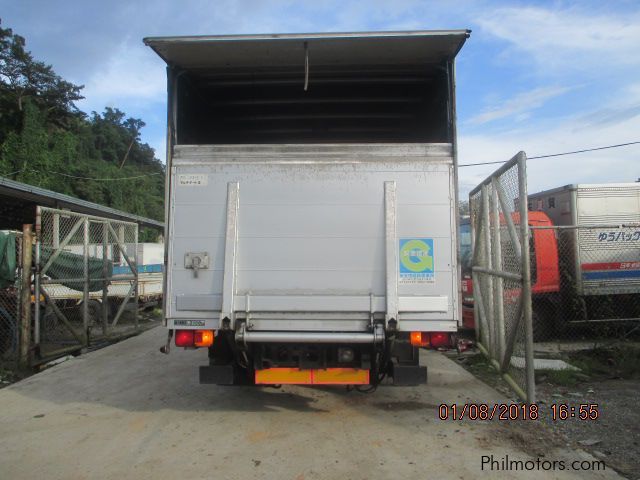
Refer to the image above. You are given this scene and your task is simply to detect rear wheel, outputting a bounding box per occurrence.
[532,299,557,342]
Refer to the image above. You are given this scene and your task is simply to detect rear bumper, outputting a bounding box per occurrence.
[199,364,427,386]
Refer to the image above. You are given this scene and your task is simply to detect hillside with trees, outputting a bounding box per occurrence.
[0,21,164,238]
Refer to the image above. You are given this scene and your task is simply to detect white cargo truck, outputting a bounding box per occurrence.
[528,183,640,326]
[529,183,640,296]
[145,30,470,386]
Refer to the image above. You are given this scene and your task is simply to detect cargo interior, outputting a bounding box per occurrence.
[175,63,451,144]
[145,32,469,144]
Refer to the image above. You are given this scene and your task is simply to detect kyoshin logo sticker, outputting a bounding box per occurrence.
[399,238,435,283]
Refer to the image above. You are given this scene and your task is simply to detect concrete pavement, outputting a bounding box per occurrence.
[0,327,621,479]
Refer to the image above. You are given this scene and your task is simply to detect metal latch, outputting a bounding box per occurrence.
[185,252,209,278]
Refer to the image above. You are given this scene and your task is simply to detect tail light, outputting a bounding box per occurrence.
[175,330,194,347]
[410,331,430,347]
[175,330,215,348]
[430,332,451,348]
[194,330,215,347]
[410,331,451,348]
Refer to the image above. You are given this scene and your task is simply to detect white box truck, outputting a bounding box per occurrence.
[145,30,470,386]
[527,183,640,327]
[529,183,640,296]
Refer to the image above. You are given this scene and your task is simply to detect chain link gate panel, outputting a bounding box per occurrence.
[0,231,23,370]
[530,224,640,345]
[469,152,535,402]
[35,207,138,360]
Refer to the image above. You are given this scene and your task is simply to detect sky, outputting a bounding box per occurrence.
[2,0,639,197]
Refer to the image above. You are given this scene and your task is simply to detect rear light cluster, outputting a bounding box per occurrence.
[175,329,215,348]
[410,331,451,348]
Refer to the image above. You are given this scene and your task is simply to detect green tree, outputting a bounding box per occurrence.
[0,21,165,236]
[0,20,83,140]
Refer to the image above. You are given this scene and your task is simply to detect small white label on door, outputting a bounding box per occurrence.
[178,173,208,186]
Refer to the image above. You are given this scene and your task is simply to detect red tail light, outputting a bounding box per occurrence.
[430,332,451,348]
[175,330,194,347]
[175,329,214,348]
[410,332,451,348]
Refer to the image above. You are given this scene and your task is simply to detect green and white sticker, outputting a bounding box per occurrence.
[399,238,435,283]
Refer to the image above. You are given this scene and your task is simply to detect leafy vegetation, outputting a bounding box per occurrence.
[0,21,164,240]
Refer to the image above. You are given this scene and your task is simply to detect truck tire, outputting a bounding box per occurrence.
[532,300,557,342]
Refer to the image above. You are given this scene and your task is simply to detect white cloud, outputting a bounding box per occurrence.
[462,5,640,197]
[468,85,571,125]
[76,40,166,113]
[458,107,640,199]
[478,6,640,71]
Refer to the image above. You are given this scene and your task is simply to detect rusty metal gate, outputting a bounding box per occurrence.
[469,152,535,402]
[34,207,139,360]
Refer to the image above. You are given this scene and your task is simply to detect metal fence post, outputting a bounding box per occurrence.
[19,224,33,369]
[34,206,41,349]
[481,184,495,356]
[82,217,90,346]
[470,212,481,343]
[102,222,109,337]
[118,225,125,264]
[52,213,60,249]
[134,225,139,332]
[491,178,506,362]
[517,152,535,403]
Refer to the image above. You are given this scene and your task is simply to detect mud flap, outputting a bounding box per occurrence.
[199,365,234,385]
[391,363,427,386]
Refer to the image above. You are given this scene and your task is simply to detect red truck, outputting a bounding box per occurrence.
[460,211,560,339]
[462,183,640,340]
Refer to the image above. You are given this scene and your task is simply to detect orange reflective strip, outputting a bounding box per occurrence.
[255,368,312,385]
[255,368,369,385]
[312,368,369,385]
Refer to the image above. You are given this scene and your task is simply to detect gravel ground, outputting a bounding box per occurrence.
[452,350,640,479]
[536,379,640,479]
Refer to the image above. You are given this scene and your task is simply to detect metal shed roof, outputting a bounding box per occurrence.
[144,30,470,70]
[0,177,164,230]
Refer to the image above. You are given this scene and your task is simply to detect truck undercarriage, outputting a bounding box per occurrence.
[199,328,427,387]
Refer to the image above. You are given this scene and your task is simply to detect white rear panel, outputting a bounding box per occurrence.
[166,144,459,332]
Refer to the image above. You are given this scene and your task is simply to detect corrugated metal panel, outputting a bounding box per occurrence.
[0,176,164,229]
[576,184,640,225]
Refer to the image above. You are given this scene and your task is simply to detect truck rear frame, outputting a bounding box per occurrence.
[145,30,470,386]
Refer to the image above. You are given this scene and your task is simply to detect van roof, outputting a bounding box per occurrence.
[144,30,470,70]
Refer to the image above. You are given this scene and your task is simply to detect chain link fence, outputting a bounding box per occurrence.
[35,207,140,360]
[0,231,23,370]
[469,152,535,402]
[467,162,640,401]
[530,224,640,352]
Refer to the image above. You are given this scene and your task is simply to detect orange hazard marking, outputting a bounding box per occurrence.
[255,368,312,384]
[312,368,369,385]
[255,368,369,385]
